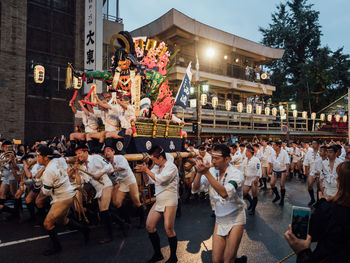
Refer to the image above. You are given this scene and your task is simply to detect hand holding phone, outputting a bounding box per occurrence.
[291,206,311,240]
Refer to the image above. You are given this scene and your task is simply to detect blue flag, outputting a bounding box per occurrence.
[175,62,192,109]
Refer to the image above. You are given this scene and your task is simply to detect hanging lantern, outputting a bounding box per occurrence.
[246,104,252,114]
[272,107,277,116]
[343,115,347,123]
[256,105,262,115]
[302,111,308,119]
[212,96,218,109]
[201,94,207,106]
[73,76,82,89]
[320,113,325,121]
[293,110,298,118]
[311,112,316,120]
[34,65,45,84]
[335,114,340,122]
[280,108,285,117]
[327,114,332,122]
[265,106,270,116]
[225,100,232,111]
[237,102,243,113]
[261,73,267,80]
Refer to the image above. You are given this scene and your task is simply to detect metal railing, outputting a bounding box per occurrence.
[103,13,123,24]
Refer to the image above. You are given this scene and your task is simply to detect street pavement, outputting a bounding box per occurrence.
[0,178,313,263]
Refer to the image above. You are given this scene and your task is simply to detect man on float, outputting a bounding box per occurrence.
[74,144,115,244]
[36,145,89,256]
[69,100,101,153]
[104,146,145,228]
[192,144,246,263]
[136,145,179,263]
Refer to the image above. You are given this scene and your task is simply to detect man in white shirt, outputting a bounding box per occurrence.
[320,145,342,198]
[75,144,115,244]
[257,139,273,189]
[136,145,179,263]
[229,144,243,173]
[268,141,290,206]
[36,146,89,256]
[192,144,246,263]
[303,140,321,205]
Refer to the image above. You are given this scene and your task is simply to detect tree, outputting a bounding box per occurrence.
[260,0,350,112]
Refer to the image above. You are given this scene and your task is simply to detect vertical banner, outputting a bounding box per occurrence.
[175,62,192,109]
[84,0,102,94]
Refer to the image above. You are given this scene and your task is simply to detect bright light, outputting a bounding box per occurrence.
[206,47,215,58]
[202,84,209,93]
[224,55,228,60]
[279,105,284,111]
[190,86,195,95]
[235,58,239,63]
[290,104,296,110]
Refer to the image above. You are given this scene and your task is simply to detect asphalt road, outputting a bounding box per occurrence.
[0,178,313,263]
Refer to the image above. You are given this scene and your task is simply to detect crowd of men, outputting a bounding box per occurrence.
[0,135,349,263]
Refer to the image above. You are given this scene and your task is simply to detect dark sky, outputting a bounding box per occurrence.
[116,0,349,55]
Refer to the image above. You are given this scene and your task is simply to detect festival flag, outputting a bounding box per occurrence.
[175,62,192,109]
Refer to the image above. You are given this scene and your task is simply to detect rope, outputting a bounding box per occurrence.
[73,194,89,224]
[276,252,295,263]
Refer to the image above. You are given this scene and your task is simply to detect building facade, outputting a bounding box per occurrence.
[0,0,123,144]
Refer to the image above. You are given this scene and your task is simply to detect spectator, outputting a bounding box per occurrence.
[284,161,350,262]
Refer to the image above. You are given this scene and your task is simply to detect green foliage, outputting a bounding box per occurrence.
[260,0,350,112]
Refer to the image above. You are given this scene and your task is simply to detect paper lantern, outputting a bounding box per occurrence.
[327,114,332,122]
[256,105,262,115]
[261,73,267,80]
[280,108,285,117]
[190,99,197,108]
[225,100,232,111]
[264,107,270,116]
[34,65,45,84]
[246,104,252,114]
[293,110,298,118]
[237,102,243,113]
[302,111,308,119]
[212,96,218,109]
[272,107,277,116]
[343,115,347,123]
[201,94,207,106]
[320,113,325,121]
[335,114,340,122]
[311,112,316,120]
[73,76,82,89]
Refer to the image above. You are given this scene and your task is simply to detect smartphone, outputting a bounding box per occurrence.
[291,206,311,240]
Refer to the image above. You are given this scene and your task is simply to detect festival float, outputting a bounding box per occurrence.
[64,31,188,154]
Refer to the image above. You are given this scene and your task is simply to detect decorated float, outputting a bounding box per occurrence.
[64,31,189,153]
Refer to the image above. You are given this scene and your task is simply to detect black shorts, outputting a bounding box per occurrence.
[273,170,286,179]
[118,128,126,137]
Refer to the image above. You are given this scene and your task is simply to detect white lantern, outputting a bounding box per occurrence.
[311,112,316,120]
[237,102,243,113]
[280,108,285,117]
[212,96,218,109]
[73,76,82,89]
[256,105,262,115]
[190,99,197,108]
[201,94,207,106]
[327,114,332,122]
[34,65,45,84]
[293,110,298,118]
[247,104,252,114]
[320,113,325,121]
[302,111,308,119]
[225,100,232,111]
[343,115,347,123]
[335,114,340,122]
[265,107,270,116]
[272,107,277,116]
